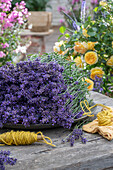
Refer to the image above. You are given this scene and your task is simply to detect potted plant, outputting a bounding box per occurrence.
[11,0,52,32]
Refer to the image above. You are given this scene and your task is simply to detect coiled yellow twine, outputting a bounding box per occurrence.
[80,100,113,126]
[97,109,113,126]
[0,131,56,147]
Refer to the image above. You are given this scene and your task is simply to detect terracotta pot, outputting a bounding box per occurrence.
[28,11,52,32]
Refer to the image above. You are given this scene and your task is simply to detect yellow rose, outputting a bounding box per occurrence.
[106,56,113,67]
[87,42,96,51]
[74,56,83,68]
[99,1,107,7]
[112,42,113,48]
[90,67,104,80]
[74,41,87,54]
[84,51,98,65]
[83,78,94,91]
[82,28,90,38]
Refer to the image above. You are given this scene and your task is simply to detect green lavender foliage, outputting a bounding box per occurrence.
[30,52,90,118]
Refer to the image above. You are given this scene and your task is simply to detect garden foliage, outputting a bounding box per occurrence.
[57,0,113,97]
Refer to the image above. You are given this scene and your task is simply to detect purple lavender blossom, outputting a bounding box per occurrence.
[61,10,79,30]
[0,59,74,128]
[81,0,86,23]
[92,75,104,93]
[75,110,84,119]
[0,150,17,170]
[66,128,86,146]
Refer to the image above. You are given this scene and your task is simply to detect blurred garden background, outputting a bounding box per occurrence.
[7,0,101,55]
[19,0,99,54]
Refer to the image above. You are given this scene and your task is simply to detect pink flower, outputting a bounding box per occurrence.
[3,18,13,29]
[17,17,24,24]
[72,0,80,5]
[0,51,6,58]
[20,1,26,6]
[1,43,9,48]
[58,6,65,12]
[0,0,12,12]
[91,0,98,5]
[22,8,28,15]
[59,19,64,24]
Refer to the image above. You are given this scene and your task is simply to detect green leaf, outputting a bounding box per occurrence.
[60,45,65,51]
[76,22,82,26]
[92,27,97,32]
[58,34,63,40]
[59,26,66,34]
[94,7,98,12]
[87,32,96,36]
[65,33,70,39]
[95,44,101,50]
[101,59,106,64]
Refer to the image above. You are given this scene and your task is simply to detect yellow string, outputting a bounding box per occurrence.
[80,100,112,117]
[80,100,113,126]
[97,109,113,126]
[0,131,56,147]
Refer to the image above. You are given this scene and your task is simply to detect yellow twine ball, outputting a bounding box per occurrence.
[0,131,56,147]
[97,109,113,126]
[80,100,113,126]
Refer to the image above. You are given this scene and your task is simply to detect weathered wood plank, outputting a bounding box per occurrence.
[1,91,113,170]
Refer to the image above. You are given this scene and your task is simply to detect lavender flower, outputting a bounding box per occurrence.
[81,0,86,23]
[92,75,104,93]
[60,10,79,31]
[0,150,17,170]
[0,59,74,128]
[66,128,86,146]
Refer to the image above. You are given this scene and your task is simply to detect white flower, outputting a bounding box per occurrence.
[15,45,27,54]
[53,41,64,54]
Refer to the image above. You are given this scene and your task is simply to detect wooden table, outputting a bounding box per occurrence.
[21,29,54,55]
[1,91,113,170]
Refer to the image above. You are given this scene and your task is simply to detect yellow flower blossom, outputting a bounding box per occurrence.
[74,41,97,54]
[87,42,96,51]
[74,56,83,68]
[83,78,94,91]
[106,56,113,67]
[112,41,113,48]
[99,1,107,7]
[53,40,64,54]
[84,51,98,65]
[74,41,87,54]
[90,67,104,80]
[82,28,90,38]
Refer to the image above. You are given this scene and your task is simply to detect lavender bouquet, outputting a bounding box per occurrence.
[0,58,74,128]
[39,52,91,146]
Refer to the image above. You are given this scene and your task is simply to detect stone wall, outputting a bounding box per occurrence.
[47,0,92,26]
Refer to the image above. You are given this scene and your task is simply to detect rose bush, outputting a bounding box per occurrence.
[56,0,113,97]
